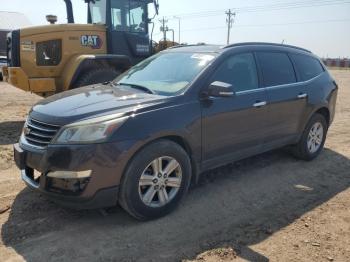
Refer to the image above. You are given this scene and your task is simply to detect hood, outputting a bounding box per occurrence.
[30,84,168,126]
[20,24,106,37]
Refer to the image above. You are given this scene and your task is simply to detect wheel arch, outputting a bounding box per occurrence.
[160,136,200,185]
[61,54,132,91]
[292,106,330,161]
[306,106,330,127]
[298,106,330,142]
[314,107,330,126]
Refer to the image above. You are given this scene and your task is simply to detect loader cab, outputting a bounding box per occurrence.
[88,0,153,64]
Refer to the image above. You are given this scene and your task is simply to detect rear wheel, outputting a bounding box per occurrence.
[74,67,120,88]
[119,140,192,220]
[292,113,328,161]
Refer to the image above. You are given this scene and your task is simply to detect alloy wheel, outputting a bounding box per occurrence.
[307,122,324,154]
[138,156,182,208]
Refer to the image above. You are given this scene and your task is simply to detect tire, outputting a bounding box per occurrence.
[119,140,192,220]
[74,67,120,88]
[291,113,328,161]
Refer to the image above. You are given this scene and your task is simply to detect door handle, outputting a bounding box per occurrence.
[297,93,308,99]
[253,101,267,108]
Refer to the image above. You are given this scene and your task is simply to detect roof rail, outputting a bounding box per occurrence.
[167,43,207,49]
[224,42,312,53]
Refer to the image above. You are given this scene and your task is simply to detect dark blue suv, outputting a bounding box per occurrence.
[14,43,338,220]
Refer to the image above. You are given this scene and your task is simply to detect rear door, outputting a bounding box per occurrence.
[256,51,307,146]
[201,52,268,168]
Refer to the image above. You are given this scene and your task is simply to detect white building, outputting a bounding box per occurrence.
[0,11,31,56]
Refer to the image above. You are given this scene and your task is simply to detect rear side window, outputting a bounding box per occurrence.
[290,54,324,81]
[257,52,296,87]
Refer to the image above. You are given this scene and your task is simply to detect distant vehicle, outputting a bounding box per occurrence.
[14,43,338,220]
[0,56,7,81]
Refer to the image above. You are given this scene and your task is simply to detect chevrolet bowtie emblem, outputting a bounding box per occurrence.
[24,125,31,135]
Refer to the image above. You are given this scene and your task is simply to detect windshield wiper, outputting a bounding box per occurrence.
[117,83,155,94]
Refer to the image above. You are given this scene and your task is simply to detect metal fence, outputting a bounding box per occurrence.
[322,58,350,68]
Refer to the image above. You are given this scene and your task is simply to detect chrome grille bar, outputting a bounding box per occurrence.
[24,117,60,148]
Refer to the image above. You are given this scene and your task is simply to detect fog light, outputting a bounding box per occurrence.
[47,170,91,179]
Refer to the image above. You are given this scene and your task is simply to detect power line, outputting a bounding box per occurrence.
[235,0,350,13]
[159,1,350,44]
[172,0,350,17]
[179,18,350,32]
[166,0,350,20]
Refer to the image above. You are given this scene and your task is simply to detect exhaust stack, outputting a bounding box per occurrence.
[63,0,74,23]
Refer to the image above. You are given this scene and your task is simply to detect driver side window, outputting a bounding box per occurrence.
[211,53,259,92]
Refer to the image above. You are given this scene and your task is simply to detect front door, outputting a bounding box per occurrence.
[201,53,268,168]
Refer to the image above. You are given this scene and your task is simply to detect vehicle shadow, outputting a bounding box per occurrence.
[0,121,24,145]
[1,148,350,261]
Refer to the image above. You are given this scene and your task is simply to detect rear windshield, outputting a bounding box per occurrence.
[115,52,216,96]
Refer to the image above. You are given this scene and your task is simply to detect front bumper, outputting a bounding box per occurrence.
[13,139,136,209]
[20,168,119,209]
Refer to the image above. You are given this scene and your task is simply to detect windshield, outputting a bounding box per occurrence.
[89,0,107,24]
[115,52,216,96]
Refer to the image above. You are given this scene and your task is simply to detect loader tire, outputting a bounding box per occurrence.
[74,67,120,88]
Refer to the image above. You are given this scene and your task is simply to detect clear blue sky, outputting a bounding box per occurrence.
[1,0,349,57]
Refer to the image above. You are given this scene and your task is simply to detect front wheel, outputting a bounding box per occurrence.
[292,113,328,161]
[119,140,192,220]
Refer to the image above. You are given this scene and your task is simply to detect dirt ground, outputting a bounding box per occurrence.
[0,70,349,262]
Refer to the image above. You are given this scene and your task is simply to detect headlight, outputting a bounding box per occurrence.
[53,115,128,144]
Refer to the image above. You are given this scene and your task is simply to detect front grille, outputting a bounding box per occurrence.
[24,118,60,148]
[36,39,62,66]
[7,30,20,67]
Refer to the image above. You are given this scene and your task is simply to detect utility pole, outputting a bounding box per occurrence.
[168,29,175,45]
[225,9,235,45]
[159,16,168,43]
[173,16,181,44]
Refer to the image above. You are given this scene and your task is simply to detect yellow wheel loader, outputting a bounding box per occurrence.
[3,0,159,97]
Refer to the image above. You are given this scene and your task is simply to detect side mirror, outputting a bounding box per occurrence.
[207,81,235,97]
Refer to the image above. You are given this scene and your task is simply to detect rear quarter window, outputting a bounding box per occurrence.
[290,54,324,81]
[257,52,296,87]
